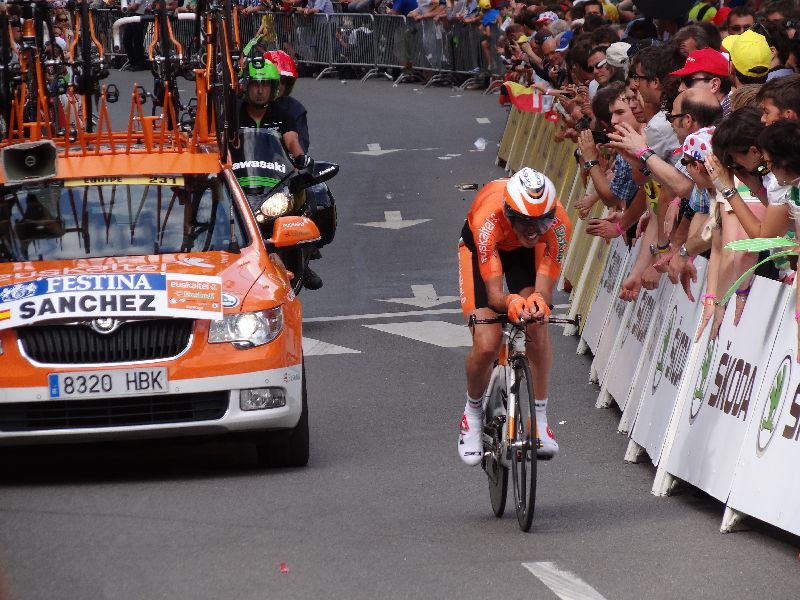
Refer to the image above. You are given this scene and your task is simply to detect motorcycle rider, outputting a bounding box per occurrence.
[238,57,323,290]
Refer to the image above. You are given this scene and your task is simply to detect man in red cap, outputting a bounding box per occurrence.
[670,48,733,116]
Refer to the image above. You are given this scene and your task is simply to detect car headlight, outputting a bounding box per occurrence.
[208,307,283,348]
[259,192,293,218]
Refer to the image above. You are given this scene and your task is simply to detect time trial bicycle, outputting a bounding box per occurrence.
[469,313,580,532]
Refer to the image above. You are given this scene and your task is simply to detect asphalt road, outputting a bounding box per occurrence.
[0,70,798,600]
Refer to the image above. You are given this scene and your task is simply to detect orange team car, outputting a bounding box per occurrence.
[0,39,324,468]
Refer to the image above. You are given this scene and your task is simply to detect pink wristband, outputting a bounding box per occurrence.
[636,146,653,160]
[670,197,680,207]
[795,311,800,320]
[614,222,624,236]
[702,293,716,300]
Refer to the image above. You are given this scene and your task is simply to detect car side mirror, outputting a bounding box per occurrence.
[266,216,321,248]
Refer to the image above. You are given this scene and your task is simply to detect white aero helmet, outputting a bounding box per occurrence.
[503,167,557,219]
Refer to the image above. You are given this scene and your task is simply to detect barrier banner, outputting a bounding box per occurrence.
[602,277,668,411]
[508,112,533,173]
[590,243,638,383]
[522,114,549,172]
[629,258,709,461]
[664,276,789,502]
[724,288,800,534]
[497,108,521,164]
[580,237,629,355]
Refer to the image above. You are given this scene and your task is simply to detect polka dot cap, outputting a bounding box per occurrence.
[681,126,716,162]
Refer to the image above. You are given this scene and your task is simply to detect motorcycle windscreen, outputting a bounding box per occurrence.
[230,127,293,196]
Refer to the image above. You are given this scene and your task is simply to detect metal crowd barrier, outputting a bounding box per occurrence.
[94,9,506,87]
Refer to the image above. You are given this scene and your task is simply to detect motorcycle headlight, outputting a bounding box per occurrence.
[259,192,293,218]
[208,307,283,348]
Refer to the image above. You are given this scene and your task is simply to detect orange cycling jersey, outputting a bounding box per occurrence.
[464,179,572,282]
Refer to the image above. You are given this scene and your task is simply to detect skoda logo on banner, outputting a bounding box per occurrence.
[756,354,793,456]
[652,306,676,392]
[89,318,121,335]
[690,338,717,423]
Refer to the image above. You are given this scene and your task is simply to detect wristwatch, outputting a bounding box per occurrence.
[639,149,656,163]
[649,241,671,256]
[678,244,689,258]
[721,187,737,200]
[583,159,600,171]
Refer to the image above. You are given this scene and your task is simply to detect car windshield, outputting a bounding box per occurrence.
[0,174,249,262]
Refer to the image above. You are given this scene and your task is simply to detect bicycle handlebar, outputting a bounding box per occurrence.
[469,315,581,327]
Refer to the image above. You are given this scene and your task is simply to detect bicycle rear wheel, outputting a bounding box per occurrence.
[509,357,537,532]
[483,378,507,517]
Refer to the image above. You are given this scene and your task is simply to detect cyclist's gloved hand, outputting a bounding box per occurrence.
[505,293,528,324]
[293,154,312,169]
[525,292,551,320]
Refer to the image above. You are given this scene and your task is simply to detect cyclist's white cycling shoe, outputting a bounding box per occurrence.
[458,411,483,466]
[537,424,559,459]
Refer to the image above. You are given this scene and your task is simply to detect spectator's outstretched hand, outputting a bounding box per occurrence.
[710,304,725,339]
[653,245,675,273]
[664,198,680,237]
[575,194,597,220]
[734,292,747,326]
[642,265,660,290]
[586,218,622,241]
[695,296,715,343]
[679,259,697,302]
[619,273,641,302]
[704,154,735,193]
[577,129,598,161]
[636,211,649,239]
[608,122,647,159]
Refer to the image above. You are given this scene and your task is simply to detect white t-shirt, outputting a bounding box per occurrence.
[645,111,680,167]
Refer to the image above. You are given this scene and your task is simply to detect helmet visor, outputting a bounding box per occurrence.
[503,205,556,235]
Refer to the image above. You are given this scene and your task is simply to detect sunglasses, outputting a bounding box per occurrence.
[504,206,556,235]
[729,161,769,176]
[682,76,714,87]
[727,24,749,33]
[665,112,687,122]
[630,73,654,82]
[680,155,705,167]
[590,59,607,71]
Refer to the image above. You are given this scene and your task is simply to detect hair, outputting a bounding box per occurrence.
[582,13,606,33]
[697,22,722,51]
[758,20,793,64]
[624,17,658,41]
[734,69,769,85]
[757,119,800,175]
[761,0,796,18]
[712,106,766,164]
[756,73,800,114]
[671,24,711,54]
[728,6,755,22]
[572,0,602,20]
[680,94,723,128]
[592,80,625,127]
[632,45,684,81]
[589,26,619,47]
[565,39,592,73]
[729,84,762,110]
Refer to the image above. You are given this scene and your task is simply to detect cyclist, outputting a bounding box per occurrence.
[457,168,571,465]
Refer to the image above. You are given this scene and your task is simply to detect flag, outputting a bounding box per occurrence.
[0,309,10,321]
[501,82,543,113]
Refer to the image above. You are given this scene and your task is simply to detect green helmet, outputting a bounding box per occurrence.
[247,57,280,82]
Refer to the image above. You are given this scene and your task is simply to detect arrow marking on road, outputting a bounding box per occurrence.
[302,337,361,356]
[522,562,608,600]
[355,211,430,230]
[349,142,404,156]
[364,320,472,347]
[377,284,459,308]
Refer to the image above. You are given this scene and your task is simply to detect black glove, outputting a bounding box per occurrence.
[293,154,312,169]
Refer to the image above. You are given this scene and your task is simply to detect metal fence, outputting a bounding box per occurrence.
[98,9,505,88]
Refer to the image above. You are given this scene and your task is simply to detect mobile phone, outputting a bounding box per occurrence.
[591,130,610,144]
[554,100,570,119]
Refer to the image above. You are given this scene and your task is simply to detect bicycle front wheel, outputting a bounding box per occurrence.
[510,357,537,532]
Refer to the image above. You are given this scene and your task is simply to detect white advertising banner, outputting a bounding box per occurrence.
[0,273,224,329]
[664,276,789,502]
[580,237,629,355]
[726,290,800,536]
[603,279,668,410]
[592,243,638,383]
[630,258,708,463]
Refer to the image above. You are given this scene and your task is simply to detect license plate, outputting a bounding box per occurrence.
[48,368,169,399]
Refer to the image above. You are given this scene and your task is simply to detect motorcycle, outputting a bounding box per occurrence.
[231,127,339,295]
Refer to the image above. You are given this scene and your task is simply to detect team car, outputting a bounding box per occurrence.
[0,1,325,467]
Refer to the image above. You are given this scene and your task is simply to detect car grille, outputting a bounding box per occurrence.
[17,319,194,364]
[0,392,229,431]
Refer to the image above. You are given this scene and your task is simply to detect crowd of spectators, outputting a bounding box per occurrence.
[495,0,800,345]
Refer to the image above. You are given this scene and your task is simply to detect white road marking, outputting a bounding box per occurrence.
[355,210,430,230]
[350,143,403,156]
[476,117,491,124]
[364,320,472,347]
[377,284,459,309]
[305,307,463,323]
[438,153,462,160]
[553,303,570,310]
[302,337,361,356]
[522,562,608,600]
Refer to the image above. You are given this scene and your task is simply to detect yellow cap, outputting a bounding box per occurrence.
[479,0,491,9]
[516,34,529,44]
[727,30,771,78]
